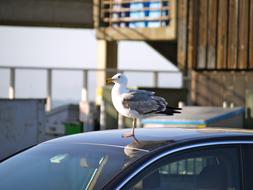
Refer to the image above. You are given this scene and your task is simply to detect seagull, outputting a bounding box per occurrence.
[106,73,182,138]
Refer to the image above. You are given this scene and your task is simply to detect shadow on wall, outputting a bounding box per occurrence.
[192,71,250,106]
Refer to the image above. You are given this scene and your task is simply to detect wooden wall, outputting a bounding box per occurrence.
[177,0,253,70]
[0,0,93,28]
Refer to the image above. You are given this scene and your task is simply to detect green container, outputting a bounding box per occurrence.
[64,123,83,135]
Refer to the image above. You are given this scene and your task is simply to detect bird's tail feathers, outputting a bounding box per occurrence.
[157,105,182,115]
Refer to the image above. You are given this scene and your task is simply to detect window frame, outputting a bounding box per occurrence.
[115,140,252,190]
[241,143,253,190]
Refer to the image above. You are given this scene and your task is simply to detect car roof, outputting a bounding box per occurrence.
[45,127,253,152]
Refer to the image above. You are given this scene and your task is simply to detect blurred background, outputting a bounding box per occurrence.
[0,0,252,160]
[0,26,182,106]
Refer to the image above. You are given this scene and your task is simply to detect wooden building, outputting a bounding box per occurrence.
[94,0,253,109]
[177,0,253,108]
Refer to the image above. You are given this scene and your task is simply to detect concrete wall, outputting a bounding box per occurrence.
[0,99,45,160]
[46,104,79,135]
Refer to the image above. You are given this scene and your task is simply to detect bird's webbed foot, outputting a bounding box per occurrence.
[121,132,135,138]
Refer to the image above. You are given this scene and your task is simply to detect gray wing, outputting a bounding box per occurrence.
[122,90,167,115]
[129,89,155,95]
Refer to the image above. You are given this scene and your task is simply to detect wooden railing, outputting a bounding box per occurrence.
[94,0,177,40]
[101,0,170,26]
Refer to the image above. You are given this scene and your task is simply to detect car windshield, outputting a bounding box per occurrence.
[0,142,147,190]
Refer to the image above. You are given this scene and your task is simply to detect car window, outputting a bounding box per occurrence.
[242,144,253,190]
[124,146,241,190]
[0,143,147,190]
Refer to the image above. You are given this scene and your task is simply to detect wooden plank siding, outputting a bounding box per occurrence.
[227,0,239,69]
[185,1,253,107]
[177,0,188,70]
[207,0,218,69]
[250,0,253,68]
[217,0,228,69]
[177,0,252,71]
[0,0,93,28]
[238,0,249,69]
[187,0,198,69]
[197,0,208,69]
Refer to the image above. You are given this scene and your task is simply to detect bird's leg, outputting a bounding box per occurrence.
[131,118,136,136]
[122,118,136,138]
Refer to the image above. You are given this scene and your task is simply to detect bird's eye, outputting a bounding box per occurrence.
[118,76,121,78]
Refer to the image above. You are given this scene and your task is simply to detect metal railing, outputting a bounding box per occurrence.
[0,65,182,111]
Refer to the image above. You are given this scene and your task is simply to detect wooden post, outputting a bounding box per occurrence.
[118,114,124,129]
[80,70,90,132]
[100,99,106,130]
[46,69,52,112]
[96,40,118,105]
[153,71,159,87]
[96,40,118,130]
[93,0,100,28]
[245,89,253,129]
[9,68,15,99]
[82,70,88,102]
[245,90,253,116]
[169,0,177,38]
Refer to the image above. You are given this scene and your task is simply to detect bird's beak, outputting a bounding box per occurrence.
[106,78,113,84]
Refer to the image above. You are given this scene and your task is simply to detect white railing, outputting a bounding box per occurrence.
[0,66,182,111]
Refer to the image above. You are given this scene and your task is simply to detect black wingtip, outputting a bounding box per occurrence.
[166,106,182,110]
[157,106,182,115]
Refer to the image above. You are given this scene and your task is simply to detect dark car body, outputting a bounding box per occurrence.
[1,127,253,190]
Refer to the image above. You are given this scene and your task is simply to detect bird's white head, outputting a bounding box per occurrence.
[107,73,128,85]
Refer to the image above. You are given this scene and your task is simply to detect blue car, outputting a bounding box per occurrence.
[0,127,253,190]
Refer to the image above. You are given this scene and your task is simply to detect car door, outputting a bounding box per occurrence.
[119,144,242,190]
[242,144,253,190]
